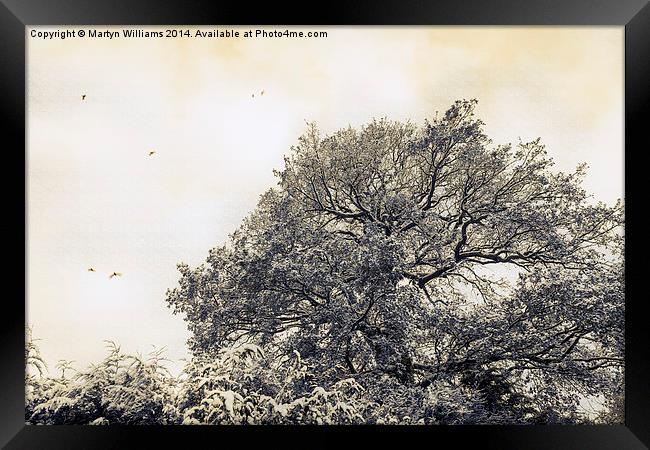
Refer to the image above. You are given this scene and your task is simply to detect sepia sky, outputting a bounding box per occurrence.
[27,26,623,375]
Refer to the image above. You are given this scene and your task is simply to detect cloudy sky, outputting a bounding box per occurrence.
[27,26,623,375]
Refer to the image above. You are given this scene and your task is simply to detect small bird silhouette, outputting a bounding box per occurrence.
[109,272,122,279]
[87,267,95,272]
[81,94,86,100]
[148,151,156,156]
[251,93,255,98]
[260,90,265,96]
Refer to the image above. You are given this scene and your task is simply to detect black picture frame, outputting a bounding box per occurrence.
[2,0,648,448]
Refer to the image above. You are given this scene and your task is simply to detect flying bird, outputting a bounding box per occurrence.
[109,272,122,279]
[81,94,86,100]
[251,93,255,98]
[260,90,265,96]
[87,267,95,272]
[148,151,156,156]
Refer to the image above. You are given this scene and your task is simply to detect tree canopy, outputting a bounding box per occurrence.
[164,99,624,424]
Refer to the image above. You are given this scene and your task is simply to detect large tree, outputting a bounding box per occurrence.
[166,99,624,423]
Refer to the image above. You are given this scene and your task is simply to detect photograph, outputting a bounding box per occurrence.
[25,25,625,425]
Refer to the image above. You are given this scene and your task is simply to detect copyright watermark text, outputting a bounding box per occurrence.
[29,28,328,40]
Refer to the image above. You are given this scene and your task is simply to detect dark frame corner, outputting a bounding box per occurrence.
[2,0,648,448]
